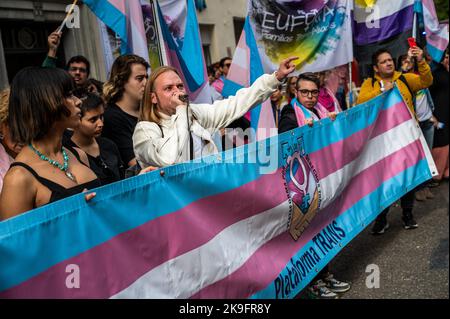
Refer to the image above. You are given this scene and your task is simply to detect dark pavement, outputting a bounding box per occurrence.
[328,180,449,299]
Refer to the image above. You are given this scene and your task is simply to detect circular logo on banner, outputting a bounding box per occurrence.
[285,152,321,241]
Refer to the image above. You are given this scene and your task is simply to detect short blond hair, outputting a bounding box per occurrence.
[0,87,10,125]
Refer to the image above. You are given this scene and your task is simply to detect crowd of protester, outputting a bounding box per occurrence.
[0,27,448,299]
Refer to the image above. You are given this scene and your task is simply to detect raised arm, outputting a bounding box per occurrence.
[404,47,433,93]
[42,30,61,68]
[192,57,298,131]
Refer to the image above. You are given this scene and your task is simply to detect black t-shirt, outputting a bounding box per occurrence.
[63,131,125,186]
[103,103,138,165]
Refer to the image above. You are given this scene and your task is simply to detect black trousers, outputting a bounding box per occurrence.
[376,189,415,221]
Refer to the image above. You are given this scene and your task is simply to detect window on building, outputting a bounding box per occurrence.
[202,44,211,66]
[199,24,213,66]
[233,17,245,45]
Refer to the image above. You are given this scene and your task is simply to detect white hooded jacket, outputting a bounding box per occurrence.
[133,72,280,168]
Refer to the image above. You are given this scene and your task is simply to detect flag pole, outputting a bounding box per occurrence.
[348,61,353,108]
[152,0,169,66]
[56,0,79,33]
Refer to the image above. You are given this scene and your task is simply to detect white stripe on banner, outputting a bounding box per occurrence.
[111,200,291,299]
[320,119,422,208]
[354,0,414,23]
[422,2,449,51]
[232,46,249,70]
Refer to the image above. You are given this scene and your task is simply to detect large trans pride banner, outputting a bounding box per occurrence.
[247,0,353,74]
[0,87,436,299]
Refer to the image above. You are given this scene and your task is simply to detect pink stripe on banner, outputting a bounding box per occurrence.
[237,29,247,50]
[129,1,147,43]
[422,0,449,51]
[228,64,249,87]
[0,170,288,299]
[424,25,449,51]
[191,139,425,298]
[256,100,276,140]
[310,101,411,180]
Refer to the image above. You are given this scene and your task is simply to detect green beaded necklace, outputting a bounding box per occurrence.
[28,144,76,182]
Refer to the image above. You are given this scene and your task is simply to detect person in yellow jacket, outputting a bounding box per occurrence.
[357,47,433,235]
[357,47,433,115]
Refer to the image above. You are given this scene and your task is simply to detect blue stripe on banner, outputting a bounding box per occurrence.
[287,87,405,155]
[83,0,129,54]
[427,44,445,65]
[0,162,263,291]
[0,86,409,292]
[180,0,205,89]
[250,158,431,299]
[222,79,244,98]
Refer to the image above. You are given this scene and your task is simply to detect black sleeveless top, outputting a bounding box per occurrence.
[10,162,101,206]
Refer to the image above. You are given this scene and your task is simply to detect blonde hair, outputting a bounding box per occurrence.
[139,66,180,124]
[0,87,10,124]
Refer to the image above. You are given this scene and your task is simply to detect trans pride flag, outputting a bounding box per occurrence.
[83,0,149,61]
[415,0,449,63]
[0,87,435,298]
[222,17,275,141]
[157,0,211,103]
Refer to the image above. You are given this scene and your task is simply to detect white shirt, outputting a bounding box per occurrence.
[133,73,281,168]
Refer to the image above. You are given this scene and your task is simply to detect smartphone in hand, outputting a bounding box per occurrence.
[408,37,417,48]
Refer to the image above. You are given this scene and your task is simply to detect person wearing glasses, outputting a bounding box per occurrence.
[278,73,348,299]
[43,30,93,93]
[212,57,232,95]
[278,73,337,134]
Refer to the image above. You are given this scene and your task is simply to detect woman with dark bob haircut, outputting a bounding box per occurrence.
[0,67,100,220]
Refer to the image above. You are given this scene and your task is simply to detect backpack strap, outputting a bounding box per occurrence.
[398,74,414,98]
[371,74,414,98]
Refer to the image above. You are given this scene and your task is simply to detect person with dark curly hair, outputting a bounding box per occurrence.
[102,54,149,168]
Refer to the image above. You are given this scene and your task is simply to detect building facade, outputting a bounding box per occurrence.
[0,0,247,89]
[197,0,246,65]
